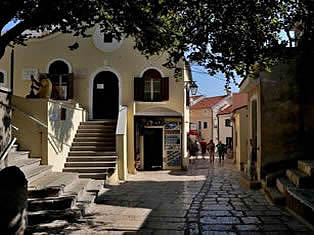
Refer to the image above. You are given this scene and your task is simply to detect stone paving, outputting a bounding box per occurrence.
[44,157,313,234]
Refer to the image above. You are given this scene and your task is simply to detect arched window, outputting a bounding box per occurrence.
[0,70,7,86]
[48,60,69,74]
[47,60,73,100]
[134,69,169,102]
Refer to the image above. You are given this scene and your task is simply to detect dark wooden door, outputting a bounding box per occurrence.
[93,71,118,119]
[251,99,258,161]
[144,128,163,170]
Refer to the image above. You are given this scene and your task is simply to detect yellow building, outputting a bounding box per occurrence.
[0,28,192,181]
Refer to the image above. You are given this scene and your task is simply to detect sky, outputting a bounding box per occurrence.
[191,64,242,97]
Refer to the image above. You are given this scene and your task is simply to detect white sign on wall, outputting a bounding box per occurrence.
[23,68,38,80]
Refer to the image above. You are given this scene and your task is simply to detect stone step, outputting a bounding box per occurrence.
[263,186,285,205]
[286,187,314,226]
[73,137,115,142]
[22,165,53,183]
[76,180,102,213]
[28,195,76,212]
[75,132,115,137]
[8,158,41,172]
[28,186,63,199]
[77,129,115,133]
[276,177,295,196]
[80,120,116,125]
[265,170,285,187]
[27,207,81,226]
[69,151,116,156]
[66,156,117,162]
[78,172,108,180]
[62,178,91,200]
[286,169,314,188]
[298,160,314,177]
[65,161,116,168]
[72,141,115,146]
[63,167,114,173]
[70,146,115,151]
[78,125,116,129]
[7,151,31,161]
[29,172,79,197]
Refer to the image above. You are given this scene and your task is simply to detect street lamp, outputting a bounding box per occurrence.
[185,80,198,95]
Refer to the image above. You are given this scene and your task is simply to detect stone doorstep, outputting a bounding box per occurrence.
[298,160,314,177]
[276,177,295,196]
[263,186,285,205]
[286,169,314,188]
[240,173,261,190]
[8,158,41,172]
[27,195,77,212]
[265,170,285,187]
[23,165,53,183]
[28,185,64,198]
[27,207,82,226]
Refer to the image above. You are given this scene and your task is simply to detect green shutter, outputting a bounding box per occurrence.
[134,77,144,101]
[160,77,169,101]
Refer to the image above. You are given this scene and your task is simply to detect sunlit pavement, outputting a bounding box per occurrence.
[58,156,312,235]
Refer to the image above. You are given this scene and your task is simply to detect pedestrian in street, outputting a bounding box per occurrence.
[216,141,225,162]
[207,139,215,163]
[189,140,199,164]
[200,139,207,160]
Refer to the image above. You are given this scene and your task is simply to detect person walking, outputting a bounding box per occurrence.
[200,139,207,159]
[189,140,199,164]
[207,139,215,163]
[216,141,225,162]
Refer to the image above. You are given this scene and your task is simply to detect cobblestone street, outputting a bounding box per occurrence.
[59,157,312,235]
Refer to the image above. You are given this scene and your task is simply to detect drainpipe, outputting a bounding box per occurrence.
[10,49,14,94]
[217,114,220,142]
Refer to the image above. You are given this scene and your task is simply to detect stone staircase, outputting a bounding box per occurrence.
[4,145,101,234]
[262,160,314,227]
[63,120,117,181]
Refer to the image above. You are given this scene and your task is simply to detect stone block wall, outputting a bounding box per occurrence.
[0,89,11,156]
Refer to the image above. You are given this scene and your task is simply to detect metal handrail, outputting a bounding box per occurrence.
[0,137,17,162]
[11,104,48,129]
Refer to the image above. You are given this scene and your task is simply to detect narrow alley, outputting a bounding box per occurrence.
[37,157,313,235]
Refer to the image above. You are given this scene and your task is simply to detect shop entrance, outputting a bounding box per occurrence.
[144,128,163,170]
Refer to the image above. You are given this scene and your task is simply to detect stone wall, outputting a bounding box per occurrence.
[0,89,11,156]
[260,57,303,175]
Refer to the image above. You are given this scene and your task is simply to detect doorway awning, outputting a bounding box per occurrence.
[135,107,182,116]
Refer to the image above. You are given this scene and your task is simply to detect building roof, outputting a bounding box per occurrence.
[190,95,203,102]
[232,93,248,111]
[191,95,225,109]
[218,105,233,115]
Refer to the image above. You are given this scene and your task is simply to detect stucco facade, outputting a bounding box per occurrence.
[239,53,312,180]
[0,28,191,177]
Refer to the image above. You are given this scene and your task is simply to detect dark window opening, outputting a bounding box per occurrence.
[225,119,231,127]
[198,121,202,130]
[48,60,73,100]
[204,122,208,129]
[0,72,4,83]
[103,33,113,43]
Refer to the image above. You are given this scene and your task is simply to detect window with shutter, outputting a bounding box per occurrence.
[134,77,144,101]
[135,69,169,102]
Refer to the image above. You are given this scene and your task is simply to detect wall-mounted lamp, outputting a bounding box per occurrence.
[185,80,198,95]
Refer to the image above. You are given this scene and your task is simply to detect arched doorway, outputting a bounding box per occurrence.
[93,71,119,119]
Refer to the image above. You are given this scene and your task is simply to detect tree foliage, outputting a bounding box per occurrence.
[0,0,310,86]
